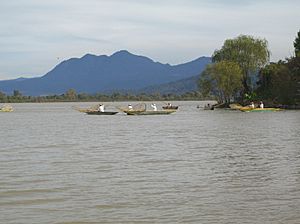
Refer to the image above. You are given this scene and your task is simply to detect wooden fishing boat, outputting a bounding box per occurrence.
[73,105,117,115]
[0,105,13,112]
[204,105,214,110]
[118,103,176,115]
[162,105,178,110]
[85,111,118,115]
[125,109,176,115]
[239,107,282,112]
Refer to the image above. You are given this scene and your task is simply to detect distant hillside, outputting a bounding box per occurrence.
[0,50,211,96]
[138,75,200,95]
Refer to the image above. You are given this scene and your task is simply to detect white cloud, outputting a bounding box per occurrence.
[0,0,299,79]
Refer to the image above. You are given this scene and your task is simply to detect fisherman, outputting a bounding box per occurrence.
[151,103,157,111]
[259,101,264,109]
[249,102,255,109]
[128,104,133,110]
[98,104,105,112]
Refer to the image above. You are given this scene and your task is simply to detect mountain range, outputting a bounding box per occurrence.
[0,50,211,96]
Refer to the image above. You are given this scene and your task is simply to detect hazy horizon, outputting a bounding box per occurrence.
[0,0,299,80]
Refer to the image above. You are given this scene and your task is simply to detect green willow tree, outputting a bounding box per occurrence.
[256,31,300,105]
[199,61,243,103]
[257,62,292,104]
[294,30,300,57]
[256,58,299,105]
[212,35,270,95]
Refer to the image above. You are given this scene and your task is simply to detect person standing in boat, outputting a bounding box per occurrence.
[98,104,105,112]
[128,104,133,110]
[259,101,264,108]
[249,102,255,109]
[151,103,157,111]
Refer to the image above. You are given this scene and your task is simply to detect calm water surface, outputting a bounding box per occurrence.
[0,101,300,224]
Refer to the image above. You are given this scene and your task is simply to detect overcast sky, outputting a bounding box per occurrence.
[0,0,299,80]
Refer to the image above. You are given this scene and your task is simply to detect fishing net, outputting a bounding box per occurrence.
[118,103,146,112]
[72,104,100,113]
[132,103,146,111]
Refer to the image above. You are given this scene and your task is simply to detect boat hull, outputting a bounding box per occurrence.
[85,111,118,115]
[239,107,282,112]
[162,106,178,110]
[204,106,214,110]
[125,110,176,115]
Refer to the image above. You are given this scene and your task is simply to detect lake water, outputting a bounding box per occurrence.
[0,101,300,224]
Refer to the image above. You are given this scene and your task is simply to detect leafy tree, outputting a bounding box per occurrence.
[199,61,243,103]
[78,93,90,101]
[13,90,22,97]
[213,35,270,94]
[256,57,299,105]
[65,89,77,101]
[111,92,121,101]
[294,30,300,57]
[286,56,300,104]
[0,91,6,102]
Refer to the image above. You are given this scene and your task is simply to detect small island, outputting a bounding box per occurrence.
[198,32,300,110]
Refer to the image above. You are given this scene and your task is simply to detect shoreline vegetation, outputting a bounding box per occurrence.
[1,32,299,109]
[198,32,300,109]
[1,90,297,109]
[0,90,209,103]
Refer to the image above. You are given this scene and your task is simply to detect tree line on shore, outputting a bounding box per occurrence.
[0,89,206,103]
[198,30,300,107]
